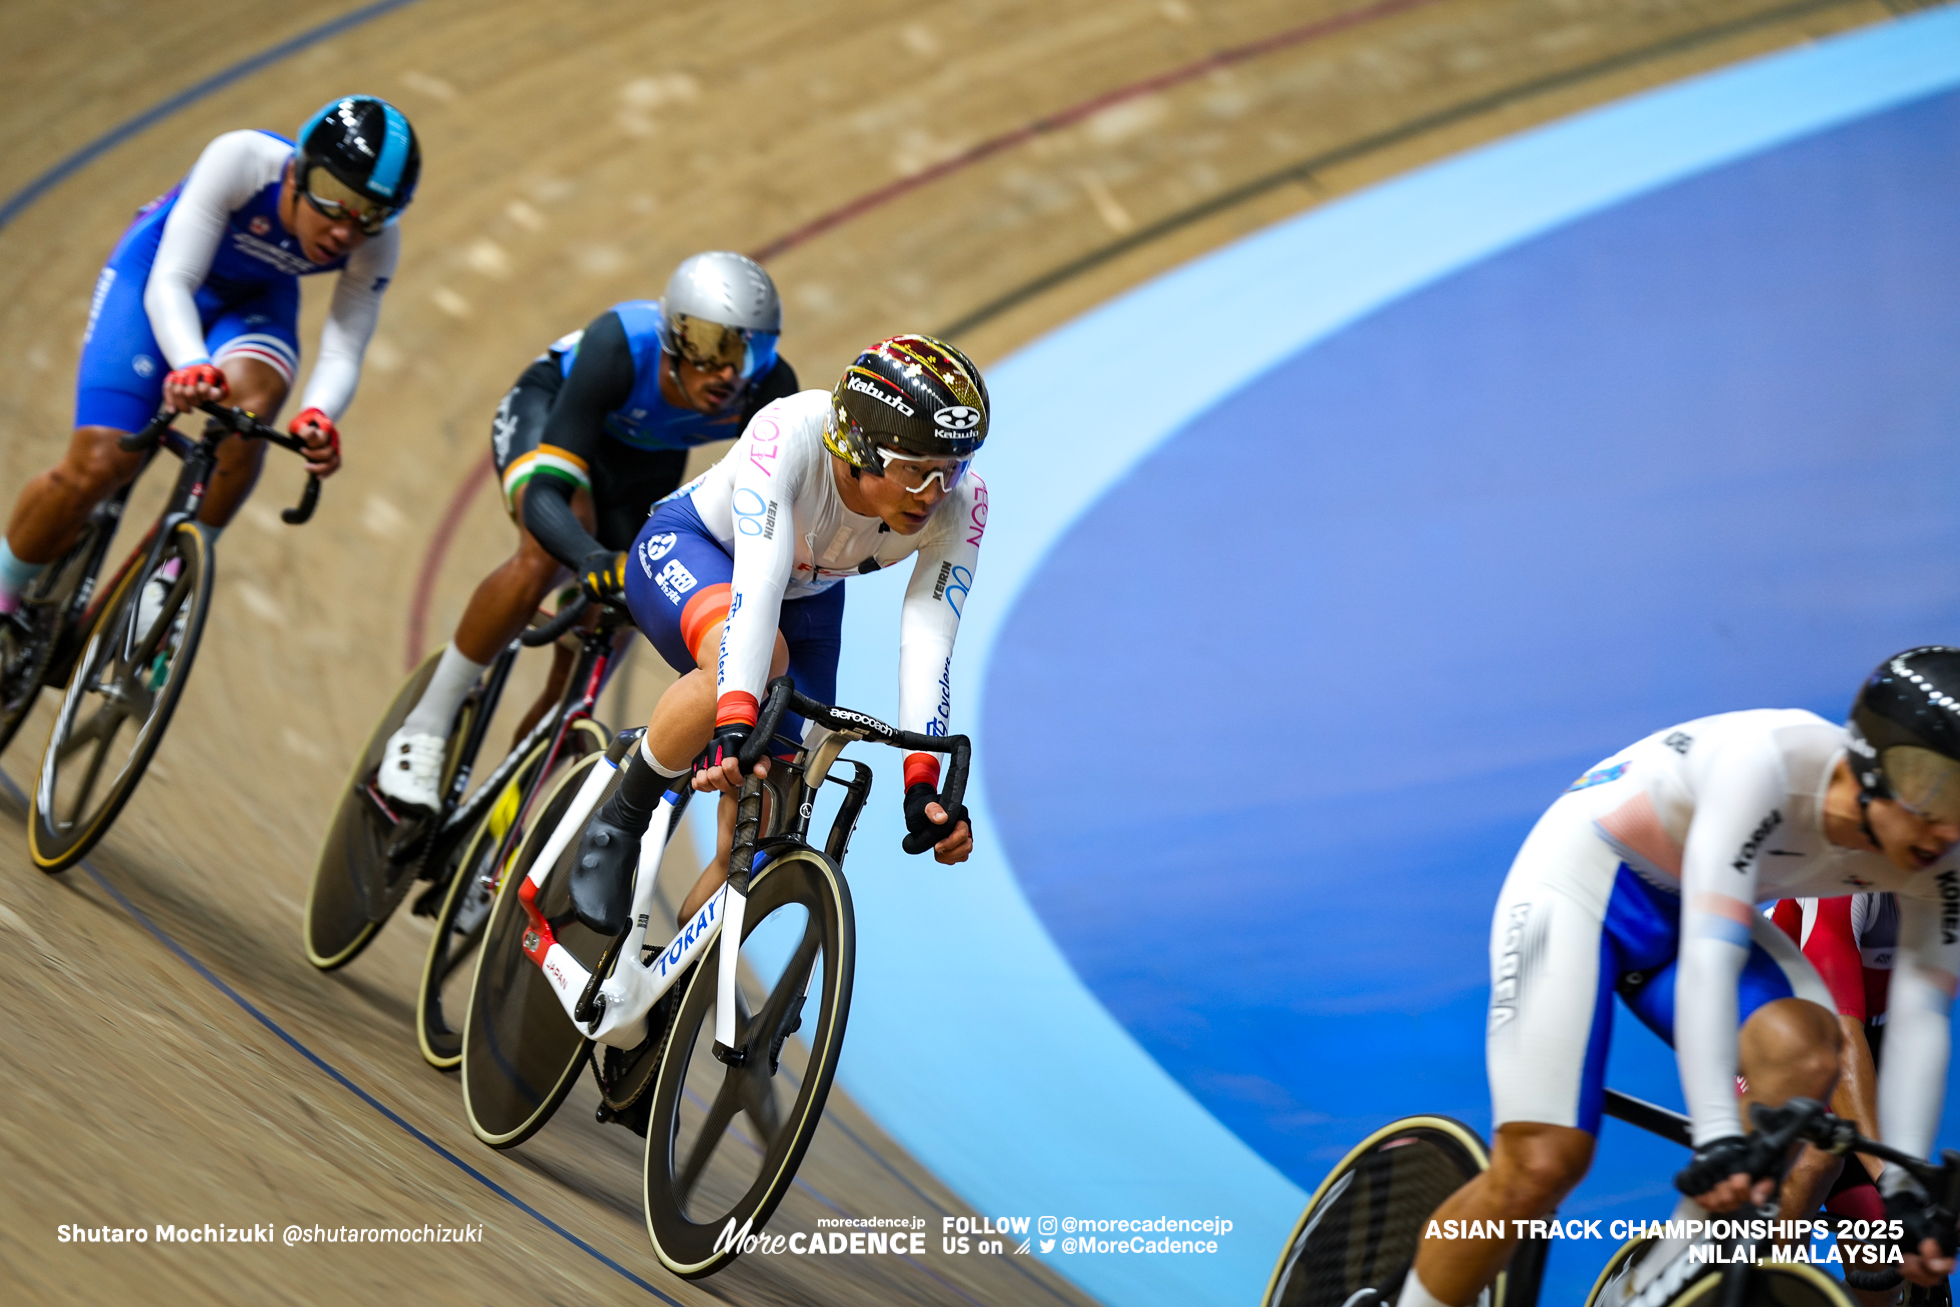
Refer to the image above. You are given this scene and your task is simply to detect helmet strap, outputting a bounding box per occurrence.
[1857,789,1881,852]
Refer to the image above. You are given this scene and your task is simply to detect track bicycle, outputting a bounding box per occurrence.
[1584,1094,1955,1307]
[301,593,618,1057]
[25,401,321,871]
[460,674,964,1280]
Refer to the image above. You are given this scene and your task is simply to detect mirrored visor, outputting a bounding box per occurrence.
[1882,744,1960,825]
[300,165,394,234]
[672,313,778,380]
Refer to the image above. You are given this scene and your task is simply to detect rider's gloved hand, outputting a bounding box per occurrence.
[693,724,758,795]
[1674,1135,1755,1205]
[902,782,970,857]
[579,549,628,604]
[1885,1176,1959,1259]
[287,407,342,477]
[163,362,227,412]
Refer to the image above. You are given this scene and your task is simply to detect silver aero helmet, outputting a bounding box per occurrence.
[659,251,782,382]
[1847,646,1960,827]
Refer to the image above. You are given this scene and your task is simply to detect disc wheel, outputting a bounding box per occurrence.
[1261,1115,1542,1307]
[416,717,606,1069]
[643,846,854,1280]
[303,650,446,968]
[0,508,109,761]
[462,750,616,1147]
[29,522,212,872]
[1585,1234,1657,1307]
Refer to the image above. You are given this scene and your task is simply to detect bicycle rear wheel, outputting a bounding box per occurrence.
[461,750,613,1147]
[28,522,212,872]
[417,718,606,1069]
[0,507,111,760]
[642,846,854,1279]
[1262,1115,1539,1307]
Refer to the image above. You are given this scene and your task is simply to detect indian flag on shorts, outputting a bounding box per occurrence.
[501,443,591,506]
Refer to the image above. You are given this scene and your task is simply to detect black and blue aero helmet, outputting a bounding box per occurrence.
[294,96,420,231]
[1848,646,1960,825]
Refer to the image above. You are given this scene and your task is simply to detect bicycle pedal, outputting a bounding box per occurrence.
[409,880,446,918]
[712,1040,749,1068]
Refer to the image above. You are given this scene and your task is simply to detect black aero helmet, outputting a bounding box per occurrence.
[825,334,989,468]
[293,96,420,232]
[1847,646,1960,824]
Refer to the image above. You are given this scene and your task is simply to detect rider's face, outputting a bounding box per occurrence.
[671,354,742,413]
[280,164,367,264]
[1867,796,1960,871]
[840,454,948,535]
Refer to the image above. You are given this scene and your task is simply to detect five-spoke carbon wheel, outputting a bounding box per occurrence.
[29,522,212,872]
[642,846,854,1280]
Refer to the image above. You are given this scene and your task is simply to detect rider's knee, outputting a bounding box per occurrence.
[59,429,140,495]
[1487,1124,1593,1212]
[1741,998,1841,1099]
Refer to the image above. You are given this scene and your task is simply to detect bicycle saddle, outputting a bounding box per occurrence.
[570,814,638,936]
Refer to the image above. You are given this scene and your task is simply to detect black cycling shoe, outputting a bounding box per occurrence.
[570,815,639,936]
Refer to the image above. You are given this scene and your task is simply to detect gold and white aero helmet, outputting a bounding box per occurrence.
[659,251,782,381]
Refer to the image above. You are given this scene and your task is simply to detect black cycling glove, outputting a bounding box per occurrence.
[1885,1177,1960,1258]
[902,782,968,855]
[579,548,627,604]
[700,724,752,776]
[1674,1135,1754,1199]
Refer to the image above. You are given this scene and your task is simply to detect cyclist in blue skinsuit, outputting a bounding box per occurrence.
[0,96,416,620]
[374,253,798,813]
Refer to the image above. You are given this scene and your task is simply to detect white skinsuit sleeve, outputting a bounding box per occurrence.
[1878,893,1959,1162]
[142,132,278,368]
[1674,735,1787,1144]
[895,475,984,789]
[715,412,801,728]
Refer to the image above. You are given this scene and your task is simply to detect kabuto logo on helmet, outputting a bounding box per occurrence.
[934,405,982,431]
[847,373,915,417]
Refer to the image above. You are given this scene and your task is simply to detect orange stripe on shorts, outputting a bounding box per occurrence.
[679,583,733,664]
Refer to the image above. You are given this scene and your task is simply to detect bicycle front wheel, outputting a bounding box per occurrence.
[28,522,212,872]
[1262,1115,1533,1307]
[417,717,606,1069]
[642,846,854,1279]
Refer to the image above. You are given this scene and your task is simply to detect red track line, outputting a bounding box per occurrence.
[748,0,1444,262]
[408,0,1436,660]
[406,448,494,669]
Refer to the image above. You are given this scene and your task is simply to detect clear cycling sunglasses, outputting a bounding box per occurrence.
[873,446,970,496]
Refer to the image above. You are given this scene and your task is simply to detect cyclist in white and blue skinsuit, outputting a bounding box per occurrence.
[1396,650,1960,1307]
[0,97,415,616]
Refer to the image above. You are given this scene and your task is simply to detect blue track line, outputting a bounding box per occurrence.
[0,773,682,1303]
[0,0,423,233]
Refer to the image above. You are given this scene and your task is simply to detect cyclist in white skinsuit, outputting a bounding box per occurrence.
[1396,650,1960,1307]
[561,335,988,943]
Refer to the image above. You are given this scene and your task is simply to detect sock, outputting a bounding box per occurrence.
[596,736,679,836]
[645,734,690,780]
[1396,1268,1450,1307]
[400,642,489,737]
[0,537,46,611]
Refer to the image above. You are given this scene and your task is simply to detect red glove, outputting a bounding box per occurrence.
[164,362,227,399]
[288,407,340,457]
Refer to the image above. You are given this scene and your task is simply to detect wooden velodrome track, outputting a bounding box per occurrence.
[0,0,1931,1302]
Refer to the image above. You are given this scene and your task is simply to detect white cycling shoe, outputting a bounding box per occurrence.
[376,726,447,813]
[136,558,183,643]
